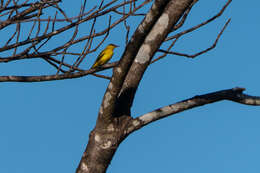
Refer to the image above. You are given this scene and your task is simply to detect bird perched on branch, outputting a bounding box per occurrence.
[91,44,119,68]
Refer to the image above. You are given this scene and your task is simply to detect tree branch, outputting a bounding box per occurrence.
[0,62,117,82]
[165,0,232,42]
[0,0,135,53]
[116,0,194,117]
[127,87,260,134]
[96,0,169,128]
[158,18,230,59]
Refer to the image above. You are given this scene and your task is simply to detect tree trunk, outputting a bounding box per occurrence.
[76,116,132,173]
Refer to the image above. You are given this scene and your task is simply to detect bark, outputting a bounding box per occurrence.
[96,0,170,128]
[127,87,260,133]
[76,0,194,172]
[118,0,194,113]
[76,116,132,173]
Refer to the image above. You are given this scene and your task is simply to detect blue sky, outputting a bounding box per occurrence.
[1,0,260,172]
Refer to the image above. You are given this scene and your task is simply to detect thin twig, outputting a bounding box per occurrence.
[159,19,230,59]
[165,0,232,42]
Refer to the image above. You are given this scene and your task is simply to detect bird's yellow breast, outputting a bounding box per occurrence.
[101,49,113,63]
[92,48,114,68]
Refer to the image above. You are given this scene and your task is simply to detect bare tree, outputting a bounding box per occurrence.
[1,0,259,173]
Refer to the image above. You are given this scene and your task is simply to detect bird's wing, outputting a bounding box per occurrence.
[94,49,106,63]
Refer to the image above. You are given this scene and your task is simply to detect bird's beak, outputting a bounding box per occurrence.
[114,44,119,48]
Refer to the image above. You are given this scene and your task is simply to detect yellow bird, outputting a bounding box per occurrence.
[91,44,119,68]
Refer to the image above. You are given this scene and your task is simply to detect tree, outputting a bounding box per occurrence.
[1,0,260,173]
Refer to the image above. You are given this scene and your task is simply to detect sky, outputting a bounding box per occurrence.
[1,0,260,172]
